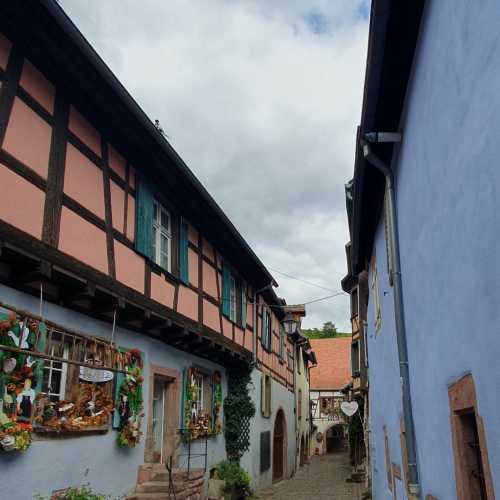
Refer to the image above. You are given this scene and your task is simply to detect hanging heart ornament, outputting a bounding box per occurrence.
[340,401,359,417]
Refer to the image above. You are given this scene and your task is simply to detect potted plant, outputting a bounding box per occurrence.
[216,460,252,500]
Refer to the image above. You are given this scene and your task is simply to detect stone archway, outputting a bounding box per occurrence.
[325,423,346,453]
[273,408,287,482]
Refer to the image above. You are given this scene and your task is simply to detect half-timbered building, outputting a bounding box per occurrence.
[0,2,296,498]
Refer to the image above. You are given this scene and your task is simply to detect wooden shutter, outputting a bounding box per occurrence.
[112,370,125,429]
[222,263,231,317]
[179,218,189,284]
[260,431,271,472]
[135,176,154,259]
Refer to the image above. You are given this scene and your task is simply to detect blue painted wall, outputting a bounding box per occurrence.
[367,1,500,498]
[0,284,228,499]
[240,370,296,491]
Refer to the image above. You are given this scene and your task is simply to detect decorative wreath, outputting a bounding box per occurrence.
[116,352,144,448]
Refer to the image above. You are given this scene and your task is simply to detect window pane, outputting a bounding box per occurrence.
[161,210,170,231]
[203,374,212,414]
[50,370,61,395]
[161,252,168,271]
[154,202,158,223]
[42,369,50,392]
[152,226,157,263]
[160,233,168,254]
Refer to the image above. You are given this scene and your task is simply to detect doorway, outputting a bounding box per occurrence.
[273,409,287,481]
[152,376,168,463]
[145,365,180,465]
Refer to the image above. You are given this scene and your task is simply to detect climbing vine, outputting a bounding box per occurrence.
[224,361,255,461]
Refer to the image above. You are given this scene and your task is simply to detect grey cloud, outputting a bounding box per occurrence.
[59,0,368,330]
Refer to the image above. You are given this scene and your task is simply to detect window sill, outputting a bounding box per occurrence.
[33,424,109,438]
[221,313,245,330]
[149,260,181,283]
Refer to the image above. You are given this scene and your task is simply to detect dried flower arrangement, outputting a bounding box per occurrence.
[116,351,144,448]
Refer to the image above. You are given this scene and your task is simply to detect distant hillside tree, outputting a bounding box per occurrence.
[302,321,350,339]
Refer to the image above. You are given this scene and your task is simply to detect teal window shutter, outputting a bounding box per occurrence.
[135,176,154,260]
[222,263,231,317]
[261,307,267,348]
[179,218,189,284]
[113,370,125,429]
[241,283,247,328]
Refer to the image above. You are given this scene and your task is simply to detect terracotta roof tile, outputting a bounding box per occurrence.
[309,337,351,390]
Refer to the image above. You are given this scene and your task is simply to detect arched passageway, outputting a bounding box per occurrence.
[325,424,346,453]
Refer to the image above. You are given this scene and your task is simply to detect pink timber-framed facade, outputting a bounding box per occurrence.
[0,3,294,383]
[0,2,295,497]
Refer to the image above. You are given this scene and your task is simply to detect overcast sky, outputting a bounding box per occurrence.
[59,0,369,331]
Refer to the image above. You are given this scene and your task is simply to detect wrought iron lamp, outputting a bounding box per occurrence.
[282,312,299,335]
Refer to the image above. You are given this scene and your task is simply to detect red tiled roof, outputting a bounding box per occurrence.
[309,337,351,390]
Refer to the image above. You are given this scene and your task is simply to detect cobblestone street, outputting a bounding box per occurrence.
[257,452,363,500]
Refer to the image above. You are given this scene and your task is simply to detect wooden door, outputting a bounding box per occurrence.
[152,376,168,463]
[273,410,286,481]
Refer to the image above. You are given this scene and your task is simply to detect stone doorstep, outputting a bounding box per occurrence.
[127,493,201,500]
[136,479,204,494]
[138,465,205,484]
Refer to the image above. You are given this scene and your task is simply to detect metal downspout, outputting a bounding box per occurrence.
[363,140,420,498]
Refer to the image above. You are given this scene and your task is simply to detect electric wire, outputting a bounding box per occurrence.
[267,267,339,293]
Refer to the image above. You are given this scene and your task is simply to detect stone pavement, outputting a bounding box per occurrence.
[256,452,363,500]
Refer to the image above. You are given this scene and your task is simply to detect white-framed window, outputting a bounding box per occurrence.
[370,253,381,333]
[41,343,69,402]
[193,370,213,419]
[229,275,237,322]
[152,200,172,272]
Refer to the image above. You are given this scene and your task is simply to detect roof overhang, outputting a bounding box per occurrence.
[350,1,426,273]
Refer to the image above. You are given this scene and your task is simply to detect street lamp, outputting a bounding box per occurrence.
[282,312,299,335]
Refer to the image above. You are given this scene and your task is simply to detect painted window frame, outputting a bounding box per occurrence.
[229,275,237,323]
[261,373,272,418]
[260,306,273,352]
[152,199,172,273]
[449,374,495,500]
[41,344,69,401]
[222,262,246,328]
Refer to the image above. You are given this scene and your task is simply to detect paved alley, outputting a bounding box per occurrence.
[257,452,363,500]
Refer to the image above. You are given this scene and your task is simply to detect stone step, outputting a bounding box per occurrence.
[135,482,174,494]
[127,491,202,500]
[151,470,204,482]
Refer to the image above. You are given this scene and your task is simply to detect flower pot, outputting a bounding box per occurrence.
[1,435,16,452]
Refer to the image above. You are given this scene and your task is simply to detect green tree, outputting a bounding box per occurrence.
[301,321,350,339]
[322,321,337,336]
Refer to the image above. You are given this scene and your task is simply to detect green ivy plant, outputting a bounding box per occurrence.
[223,361,255,461]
